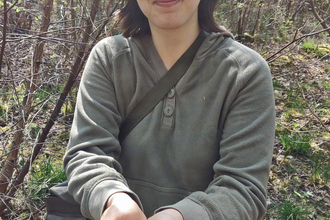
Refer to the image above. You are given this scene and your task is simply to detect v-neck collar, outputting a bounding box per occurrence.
[142,34,168,80]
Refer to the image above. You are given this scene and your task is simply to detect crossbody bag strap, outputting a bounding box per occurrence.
[119,31,207,142]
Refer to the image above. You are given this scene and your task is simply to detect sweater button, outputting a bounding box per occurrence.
[167,88,175,98]
[164,105,174,117]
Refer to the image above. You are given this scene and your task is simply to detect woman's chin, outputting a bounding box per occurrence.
[149,19,185,31]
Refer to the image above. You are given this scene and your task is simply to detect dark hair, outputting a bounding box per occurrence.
[116,0,227,38]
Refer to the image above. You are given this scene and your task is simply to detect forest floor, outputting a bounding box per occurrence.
[247,39,330,219]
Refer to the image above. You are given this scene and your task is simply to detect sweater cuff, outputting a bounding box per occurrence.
[88,180,142,220]
[155,199,209,220]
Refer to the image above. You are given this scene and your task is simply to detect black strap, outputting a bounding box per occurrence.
[119,31,207,142]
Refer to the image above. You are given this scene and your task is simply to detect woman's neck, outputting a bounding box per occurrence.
[150,22,200,70]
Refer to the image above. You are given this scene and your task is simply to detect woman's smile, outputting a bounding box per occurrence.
[153,0,180,8]
[137,0,200,31]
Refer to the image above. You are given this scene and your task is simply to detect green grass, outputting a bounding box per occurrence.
[273,80,283,89]
[282,109,304,121]
[301,40,316,53]
[301,40,330,58]
[276,200,306,220]
[36,85,53,100]
[286,90,305,110]
[0,104,6,116]
[279,132,312,157]
[28,156,66,204]
[311,152,330,184]
[323,81,330,91]
[284,163,296,174]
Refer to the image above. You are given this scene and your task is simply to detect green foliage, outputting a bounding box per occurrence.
[317,44,330,57]
[294,191,313,198]
[237,3,245,9]
[276,200,306,220]
[220,3,228,8]
[36,85,53,101]
[301,40,316,53]
[286,90,305,110]
[28,123,41,139]
[28,156,66,204]
[60,86,76,120]
[324,65,330,74]
[311,152,330,184]
[0,104,6,116]
[279,132,312,157]
[61,100,75,116]
[36,85,69,111]
[0,1,22,8]
[284,163,296,174]
[323,81,330,91]
[273,80,282,89]
[301,40,330,58]
[30,156,66,184]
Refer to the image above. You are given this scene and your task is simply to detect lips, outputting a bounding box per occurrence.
[154,0,180,7]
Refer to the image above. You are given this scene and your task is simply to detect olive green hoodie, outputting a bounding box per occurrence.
[64,31,275,220]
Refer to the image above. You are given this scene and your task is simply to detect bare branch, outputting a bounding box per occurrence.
[266,27,330,62]
[0,0,8,77]
[5,0,19,13]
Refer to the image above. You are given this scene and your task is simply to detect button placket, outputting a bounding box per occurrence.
[167,88,175,98]
[164,105,174,116]
[162,88,176,126]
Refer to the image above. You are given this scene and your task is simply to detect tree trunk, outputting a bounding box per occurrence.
[237,1,251,39]
[286,0,294,20]
[70,0,77,41]
[251,0,264,37]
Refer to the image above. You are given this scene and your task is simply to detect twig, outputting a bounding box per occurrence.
[5,0,19,13]
[290,1,306,22]
[5,35,90,45]
[0,0,8,78]
[266,27,330,62]
[22,204,46,220]
[0,0,20,76]
[295,79,330,133]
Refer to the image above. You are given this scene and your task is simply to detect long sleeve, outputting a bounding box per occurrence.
[157,46,275,220]
[63,33,275,220]
[63,37,142,220]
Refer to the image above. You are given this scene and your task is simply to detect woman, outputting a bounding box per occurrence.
[63,0,275,219]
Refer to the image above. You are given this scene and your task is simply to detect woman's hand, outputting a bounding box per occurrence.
[148,209,184,220]
[101,192,147,220]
